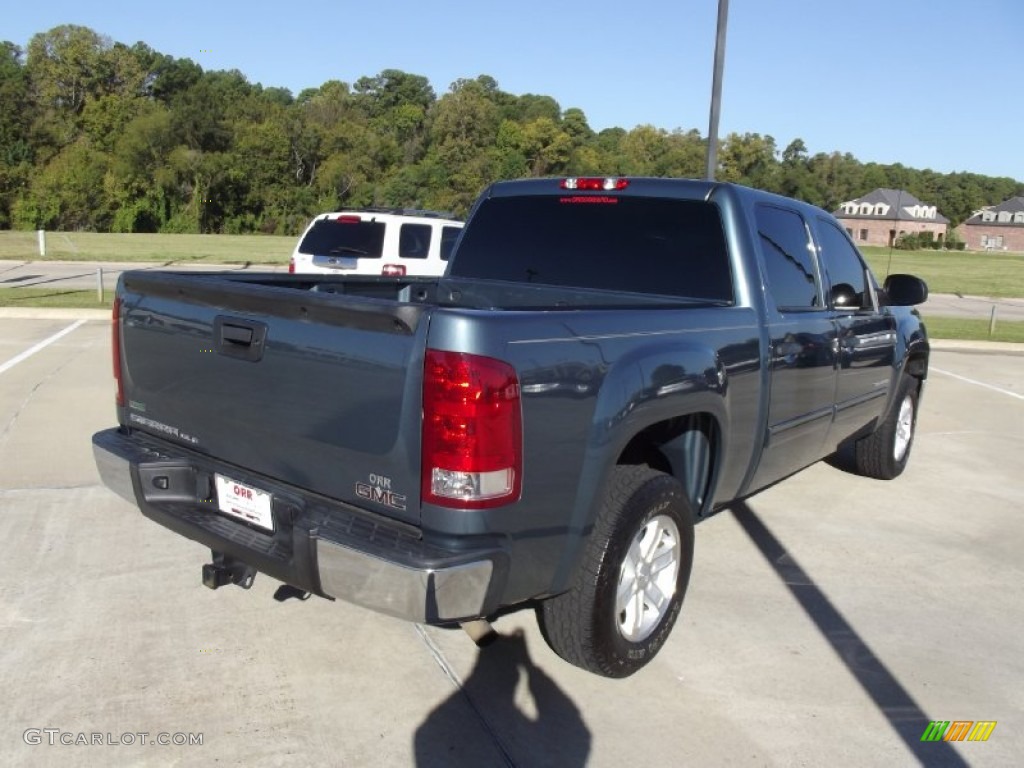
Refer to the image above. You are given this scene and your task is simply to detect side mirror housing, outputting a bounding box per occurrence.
[883,274,928,306]
[830,282,860,309]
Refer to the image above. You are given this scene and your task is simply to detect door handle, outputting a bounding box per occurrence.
[221,324,254,346]
[214,316,266,361]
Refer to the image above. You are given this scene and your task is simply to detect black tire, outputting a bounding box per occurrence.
[854,375,919,480]
[537,466,695,678]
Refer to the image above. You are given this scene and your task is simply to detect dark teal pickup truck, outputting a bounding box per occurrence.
[93,178,929,677]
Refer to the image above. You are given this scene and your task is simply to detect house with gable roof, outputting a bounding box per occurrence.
[956,197,1024,251]
[834,188,949,248]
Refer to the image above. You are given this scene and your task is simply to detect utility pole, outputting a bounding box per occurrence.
[705,0,730,180]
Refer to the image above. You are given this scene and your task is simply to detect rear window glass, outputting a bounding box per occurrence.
[298,218,385,258]
[440,226,461,261]
[448,196,732,302]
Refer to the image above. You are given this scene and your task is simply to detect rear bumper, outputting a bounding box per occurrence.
[92,427,505,623]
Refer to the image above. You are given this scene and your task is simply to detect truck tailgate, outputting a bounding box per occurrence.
[118,272,427,526]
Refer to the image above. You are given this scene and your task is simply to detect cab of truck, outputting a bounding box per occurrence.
[288,209,464,277]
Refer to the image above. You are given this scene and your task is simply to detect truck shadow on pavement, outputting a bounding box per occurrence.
[413,628,591,768]
[729,500,968,768]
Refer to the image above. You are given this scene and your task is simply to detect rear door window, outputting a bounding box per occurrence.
[298,218,385,258]
[449,196,733,302]
[755,204,822,311]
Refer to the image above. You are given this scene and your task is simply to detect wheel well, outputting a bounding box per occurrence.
[905,352,928,381]
[617,413,717,512]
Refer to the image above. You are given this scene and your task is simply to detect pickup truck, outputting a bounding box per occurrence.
[93,177,929,678]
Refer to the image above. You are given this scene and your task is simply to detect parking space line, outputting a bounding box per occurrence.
[0,320,87,375]
[931,366,1023,401]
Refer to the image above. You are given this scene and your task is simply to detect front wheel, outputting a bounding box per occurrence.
[854,375,920,479]
[537,466,695,678]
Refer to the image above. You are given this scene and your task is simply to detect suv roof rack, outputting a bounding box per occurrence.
[345,207,458,220]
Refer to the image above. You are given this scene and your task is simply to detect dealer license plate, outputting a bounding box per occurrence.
[215,474,274,532]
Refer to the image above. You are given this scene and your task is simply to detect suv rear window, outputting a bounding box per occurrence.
[448,196,732,301]
[298,218,385,258]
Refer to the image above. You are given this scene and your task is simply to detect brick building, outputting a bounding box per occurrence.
[834,188,948,248]
[956,197,1024,251]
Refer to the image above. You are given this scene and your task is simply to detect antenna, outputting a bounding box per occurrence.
[885,188,903,279]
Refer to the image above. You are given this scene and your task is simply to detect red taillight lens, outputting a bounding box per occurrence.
[382,263,406,276]
[288,257,296,274]
[112,297,124,407]
[336,215,361,223]
[561,177,629,191]
[422,350,522,509]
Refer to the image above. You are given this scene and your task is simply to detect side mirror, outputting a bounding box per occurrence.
[883,274,928,306]
[830,282,861,309]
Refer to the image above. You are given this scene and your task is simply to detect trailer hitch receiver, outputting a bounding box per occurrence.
[202,551,257,590]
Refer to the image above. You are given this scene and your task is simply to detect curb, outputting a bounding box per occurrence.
[928,338,1024,355]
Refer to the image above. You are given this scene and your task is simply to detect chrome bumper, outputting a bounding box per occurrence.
[92,428,500,624]
[316,541,494,622]
[92,438,137,504]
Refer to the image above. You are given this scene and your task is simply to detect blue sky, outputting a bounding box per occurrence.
[6,0,1023,181]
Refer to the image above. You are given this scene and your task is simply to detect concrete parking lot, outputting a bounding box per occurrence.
[1,316,1021,767]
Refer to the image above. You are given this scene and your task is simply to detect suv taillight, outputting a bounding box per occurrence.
[112,297,124,407]
[288,257,296,274]
[422,350,522,509]
[382,263,406,276]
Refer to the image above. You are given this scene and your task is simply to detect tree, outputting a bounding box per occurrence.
[5,24,1021,236]
[778,138,821,203]
[14,138,110,230]
[430,78,500,167]
[718,132,778,189]
[353,69,434,116]
[0,42,32,226]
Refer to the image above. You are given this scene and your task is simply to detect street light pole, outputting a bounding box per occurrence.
[705,0,730,180]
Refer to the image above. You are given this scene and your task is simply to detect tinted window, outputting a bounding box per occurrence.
[755,204,820,310]
[399,223,431,259]
[816,218,870,310]
[449,196,732,302]
[298,218,385,258]
[440,226,461,261]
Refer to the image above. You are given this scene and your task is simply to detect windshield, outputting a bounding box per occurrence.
[448,195,733,302]
[298,218,386,258]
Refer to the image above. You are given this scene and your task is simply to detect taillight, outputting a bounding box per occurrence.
[382,264,406,276]
[288,257,296,274]
[422,350,522,509]
[335,215,361,223]
[561,177,629,191]
[112,297,124,407]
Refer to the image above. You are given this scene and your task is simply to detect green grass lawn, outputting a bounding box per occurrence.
[861,247,1024,298]
[0,287,114,308]
[2,231,1020,297]
[0,230,293,265]
[1,231,1022,342]
[2,288,1021,344]
[920,315,1024,344]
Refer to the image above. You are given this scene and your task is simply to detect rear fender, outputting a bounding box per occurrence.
[548,341,728,595]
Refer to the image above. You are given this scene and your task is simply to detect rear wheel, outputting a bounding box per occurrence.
[855,375,919,479]
[537,466,695,678]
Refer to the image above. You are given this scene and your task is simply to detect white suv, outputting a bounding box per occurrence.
[288,209,464,277]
